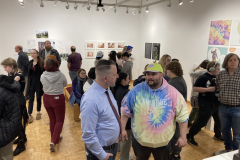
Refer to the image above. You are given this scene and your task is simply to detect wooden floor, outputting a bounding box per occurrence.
[13,100,225,160]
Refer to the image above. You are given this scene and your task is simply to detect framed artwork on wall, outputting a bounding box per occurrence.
[145,43,152,59]
[36,30,48,38]
[208,20,232,46]
[96,42,106,49]
[116,42,125,49]
[85,41,95,49]
[152,43,160,60]
[85,50,95,59]
[107,42,116,49]
[207,46,228,70]
[230,19,240,46]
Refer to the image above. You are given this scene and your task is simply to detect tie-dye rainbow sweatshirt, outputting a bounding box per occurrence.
[121,79,189,148]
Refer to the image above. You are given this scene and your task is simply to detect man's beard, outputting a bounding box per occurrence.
[45,46,52,51]
[147,79,160,88]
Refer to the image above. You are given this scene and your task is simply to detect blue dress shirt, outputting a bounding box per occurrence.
[80,81,120,160]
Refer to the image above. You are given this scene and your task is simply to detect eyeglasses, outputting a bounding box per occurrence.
[80,73,86,75]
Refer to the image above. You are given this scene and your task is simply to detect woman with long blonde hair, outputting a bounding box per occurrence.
[1,58,28,156]
[158,54,171,81]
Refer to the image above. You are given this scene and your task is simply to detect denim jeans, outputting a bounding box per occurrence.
[69,71,77,81]
[85,143,118,160]
[218,105,240,150]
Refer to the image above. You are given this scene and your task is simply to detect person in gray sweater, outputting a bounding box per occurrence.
[40,57,67,152]
[121,52,133,81]
[166,61,187,160]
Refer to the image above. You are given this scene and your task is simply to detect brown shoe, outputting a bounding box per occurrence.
[36,113,42,120]
[28,115,34,123]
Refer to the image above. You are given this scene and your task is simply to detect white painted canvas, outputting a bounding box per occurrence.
[230,19,240,46]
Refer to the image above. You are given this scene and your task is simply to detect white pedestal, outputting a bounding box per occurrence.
[203,150,238,160]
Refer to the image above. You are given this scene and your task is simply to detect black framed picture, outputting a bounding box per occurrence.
[152,43,160,60]
[145,43,152,59]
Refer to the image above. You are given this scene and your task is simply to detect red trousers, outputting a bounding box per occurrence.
[43,93,65,144]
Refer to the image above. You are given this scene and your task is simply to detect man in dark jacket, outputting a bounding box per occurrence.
[133,64,148,86]
[39,40,61,65]
[15,45,29,95]
[15,45,29,77]
[0,75,21,160]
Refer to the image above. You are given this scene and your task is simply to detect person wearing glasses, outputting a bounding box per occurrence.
[69,68,88,107]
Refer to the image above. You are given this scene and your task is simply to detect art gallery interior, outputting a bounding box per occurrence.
[1,0,240,160]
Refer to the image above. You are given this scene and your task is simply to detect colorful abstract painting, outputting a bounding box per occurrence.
[208,20,232,46]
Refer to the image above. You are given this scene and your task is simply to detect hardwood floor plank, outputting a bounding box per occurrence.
[13,100,224,160]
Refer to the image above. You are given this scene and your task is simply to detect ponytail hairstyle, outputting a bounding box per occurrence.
[116,72,128,87]
[32,49,44,71]
[194,59,210,71]
[71,46,76,60]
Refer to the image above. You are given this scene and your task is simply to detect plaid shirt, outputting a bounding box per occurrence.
[216,67,240,106]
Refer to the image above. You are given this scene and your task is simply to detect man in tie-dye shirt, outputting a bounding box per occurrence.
[121,63,189,160]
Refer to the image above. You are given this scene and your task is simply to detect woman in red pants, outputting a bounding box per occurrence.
[40,55,67,152]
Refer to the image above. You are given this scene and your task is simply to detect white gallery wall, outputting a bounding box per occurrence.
[0,0,141,83]
[139,0,240,100]
[1,0,240,101]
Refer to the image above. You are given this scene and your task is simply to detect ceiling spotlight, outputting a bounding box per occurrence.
[97,0,104,7]
[102,7,105,12]
[146,6,149,13]
[114,8,117,13]
[54,0,59,6]
[19,0,23,2]
[126,7,129,14]
[178,0,183,5]
[66,2,69,9]
[74,3,78,10]
[40,0,44,7]
[190,0,194,3]
[132,11,136,15]
[138,8,141,14]
[167,0,172,7]
[87,5,91,10]
[96,6,99,11]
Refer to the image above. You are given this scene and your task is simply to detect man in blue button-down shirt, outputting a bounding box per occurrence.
[81,60,120,160]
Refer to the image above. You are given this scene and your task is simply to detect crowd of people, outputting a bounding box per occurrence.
[0,40,240,160]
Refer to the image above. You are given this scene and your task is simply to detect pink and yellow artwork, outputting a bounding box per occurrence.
[208,20,232,46]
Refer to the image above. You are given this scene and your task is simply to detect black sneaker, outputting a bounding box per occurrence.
[170,153,181,160]
[13,144,26,156]
[213,135,224,142]
[13,136,27,145]
[187,134,198,146]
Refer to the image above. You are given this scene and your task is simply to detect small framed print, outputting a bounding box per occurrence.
[85,41,95,49]
[107,42,116,49]
[116,42,125,49]
[85,50,95,59]
[96,42,106,49]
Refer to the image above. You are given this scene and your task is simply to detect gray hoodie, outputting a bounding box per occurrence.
[121,59,133,81]
[189,68,207,97]
[40,70,67,95]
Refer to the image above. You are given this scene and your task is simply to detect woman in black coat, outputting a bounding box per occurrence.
[1,58,28,156]
[114,72,132,160]
[0,75,21,160]
[26,49,44,123]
